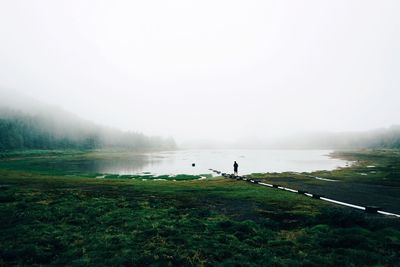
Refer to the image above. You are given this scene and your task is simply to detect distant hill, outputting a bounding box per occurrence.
[186,127,400,150]
[272,127,400,150]
[0,105,176,151]
[233,127,400,150]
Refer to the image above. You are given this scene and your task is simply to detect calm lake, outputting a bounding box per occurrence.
[95,149,350,176]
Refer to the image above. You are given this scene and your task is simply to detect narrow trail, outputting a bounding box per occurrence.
[209,169,400,218]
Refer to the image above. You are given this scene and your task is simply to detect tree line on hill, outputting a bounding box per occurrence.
[0,108,176,151]
[1,104,399,151]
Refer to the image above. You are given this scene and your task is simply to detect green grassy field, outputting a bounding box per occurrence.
[249,149,400,186]
[0,150,400,266]
[315,149,400,186]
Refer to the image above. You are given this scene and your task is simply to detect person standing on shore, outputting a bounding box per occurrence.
[233,161,239,176]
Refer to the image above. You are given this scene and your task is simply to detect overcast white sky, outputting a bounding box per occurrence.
[1,0,399,142]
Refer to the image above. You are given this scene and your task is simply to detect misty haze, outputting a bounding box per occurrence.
[1,1,399,266]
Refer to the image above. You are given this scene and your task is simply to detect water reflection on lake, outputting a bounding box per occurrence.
[96,149,350,176]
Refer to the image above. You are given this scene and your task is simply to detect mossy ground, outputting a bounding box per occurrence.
[0,150,399,266]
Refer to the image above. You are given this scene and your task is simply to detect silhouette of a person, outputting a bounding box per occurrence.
[233,161,239,176]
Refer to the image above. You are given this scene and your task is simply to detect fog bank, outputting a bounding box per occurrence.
[1,1,399,143]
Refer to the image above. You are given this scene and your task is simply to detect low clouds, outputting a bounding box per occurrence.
[1,0,399,143]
